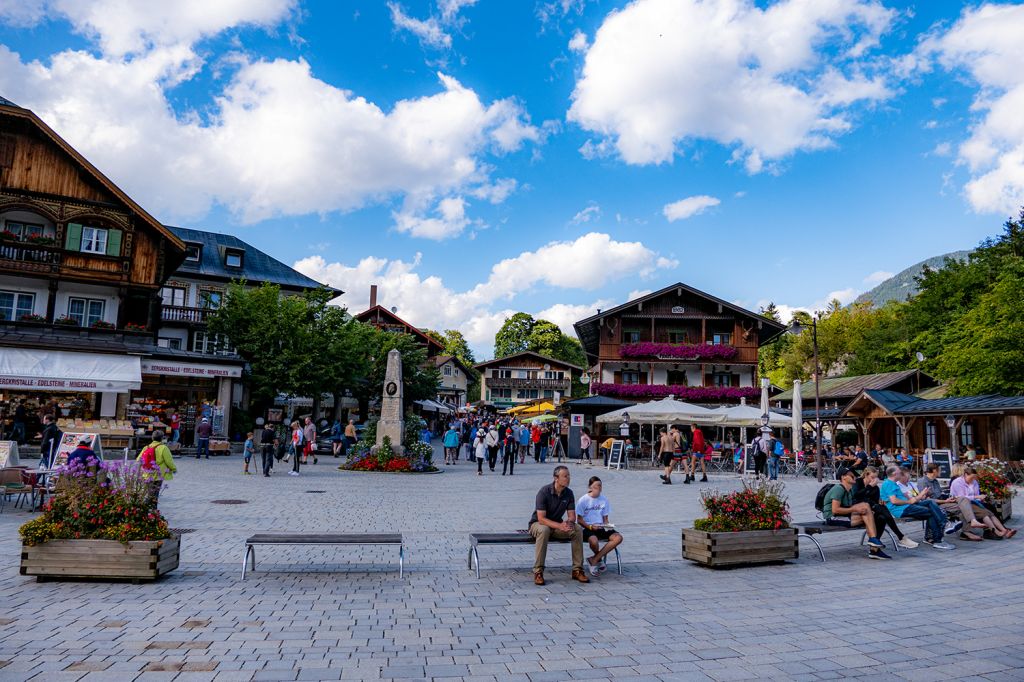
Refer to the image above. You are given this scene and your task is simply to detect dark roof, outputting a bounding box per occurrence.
[842,389,1024,418]
[0,327,155,355]
[573,282,787,363]
[474,350,583,372]
[862,390,922,413]
[355,305,444,352]
[772,370,936,403]
[0,95,21,108]
[167,226,339,296]
[432,354,473,375]
[558,395,635,415]
[148,346,246,366]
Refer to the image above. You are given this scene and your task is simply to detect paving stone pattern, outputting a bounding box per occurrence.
[1,448,1022,681]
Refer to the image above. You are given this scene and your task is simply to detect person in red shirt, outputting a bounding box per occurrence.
[687,425,708,484]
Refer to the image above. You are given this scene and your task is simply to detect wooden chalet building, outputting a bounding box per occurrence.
[355,285,443,358]
[0,95,186,444]
[432,355,472,408]
[573,283,786,402]
[475,351,580,411]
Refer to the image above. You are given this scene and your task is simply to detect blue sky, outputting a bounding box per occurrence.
[1,1,1022,358]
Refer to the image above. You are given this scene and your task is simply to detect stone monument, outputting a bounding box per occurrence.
[375,348,405,454]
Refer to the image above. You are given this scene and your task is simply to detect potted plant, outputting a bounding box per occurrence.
[0,229,19,241]
[124,322,147,332]
[25,234,57,246]
[19,456,178,581]
[973,459,1015,522]
[18,313,45,323]
[683,479,797,567]
[54,315,79,327]
[90,320,116,330]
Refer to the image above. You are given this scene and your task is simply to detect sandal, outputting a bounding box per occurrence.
[1005,529,1017,539]
[959,532,983,542]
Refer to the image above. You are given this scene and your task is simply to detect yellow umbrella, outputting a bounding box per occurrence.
[518,401,555,417]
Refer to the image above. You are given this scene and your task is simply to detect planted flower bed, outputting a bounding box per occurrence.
[340,417,439,473]
[974,459,1015,521]
[683,480,797,568]
[19,456,177,581]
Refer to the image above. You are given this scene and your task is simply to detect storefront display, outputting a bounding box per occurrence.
[1,392,100,443]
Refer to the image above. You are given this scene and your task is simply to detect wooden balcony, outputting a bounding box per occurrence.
[0,241,61,273]
[0,240,129,281]
[161,306,211,324]
[487,377,571,390]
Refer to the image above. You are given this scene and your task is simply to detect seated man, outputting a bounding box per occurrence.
[823,469,891,559]
[575,476,623,576]
[896,448,914,469]
[528,466,588,585]
[880,465,955,550]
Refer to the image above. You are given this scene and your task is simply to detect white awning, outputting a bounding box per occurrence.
[0,348,142,393]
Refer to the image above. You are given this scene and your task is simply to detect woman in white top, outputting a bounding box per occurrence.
[474,429,487,476]
[575,476,623,576]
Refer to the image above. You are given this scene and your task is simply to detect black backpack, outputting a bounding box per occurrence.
[814,483,835,512]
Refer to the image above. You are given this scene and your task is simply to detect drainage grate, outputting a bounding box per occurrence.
[210,499,249,505]
[305,490,326,494]
[171,528,195,535]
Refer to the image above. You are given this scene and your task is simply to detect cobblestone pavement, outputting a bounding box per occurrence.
[1,449,1022,681]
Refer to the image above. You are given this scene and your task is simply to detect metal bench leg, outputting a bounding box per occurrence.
[884,528,899,552]
[467,546,474,571]
[472,546,481,579]
[241,544,255,580]
[798,533,825,563]
[860,530,866,546]
[614,547,622,575]
[399,544,404,579]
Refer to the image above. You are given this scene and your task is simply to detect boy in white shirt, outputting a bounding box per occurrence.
[575,476,624,577]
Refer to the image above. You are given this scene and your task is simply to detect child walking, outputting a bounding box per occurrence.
[243,432,254,474]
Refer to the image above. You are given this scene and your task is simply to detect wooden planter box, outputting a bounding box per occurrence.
[992,497,1012,523]
[20,536,179,581]
[683,528,798,568]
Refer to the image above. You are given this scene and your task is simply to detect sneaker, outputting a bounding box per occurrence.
[313,457,318,464]
[662,479,672,485]
[659,474,667,481]
[588,560,599,577]
[898,537,919,549]
[868,549,892,560]
[683,478,691,485]
[931,541,956,550]
[945,520,963,535]
[866,537,884,548]
[598,558,607,572]
[288,471,299,477]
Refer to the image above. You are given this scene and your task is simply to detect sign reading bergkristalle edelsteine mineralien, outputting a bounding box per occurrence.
[375,348,405,455]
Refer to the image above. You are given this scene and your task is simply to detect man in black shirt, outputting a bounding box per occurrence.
[260,424,278,477]
[528,465,588,585]
[39,415,61,468]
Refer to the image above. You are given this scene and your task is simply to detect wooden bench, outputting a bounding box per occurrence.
[795,522,901,563]
[468,531,621,579]
[241,533,404,579]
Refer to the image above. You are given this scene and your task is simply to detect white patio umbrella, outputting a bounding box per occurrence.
[597,396,725,424]
[709,404,790,428]
[792,379,803,453]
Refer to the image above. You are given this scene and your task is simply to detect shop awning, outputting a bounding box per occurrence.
[0,348,142,393]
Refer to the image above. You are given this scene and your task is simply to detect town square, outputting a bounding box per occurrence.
[2,1,1024,681]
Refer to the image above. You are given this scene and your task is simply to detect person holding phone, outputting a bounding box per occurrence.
[575,476,623,576]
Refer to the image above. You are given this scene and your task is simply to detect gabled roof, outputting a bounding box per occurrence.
[475,350,583,372]
[860,389,922,414]
[772,370,936,403]
[573,282,787,363]
[167,226,339,296]
[433,354,474,376]
[355,305,444,352]
[841,389,1024,418]
[0,99,185,255]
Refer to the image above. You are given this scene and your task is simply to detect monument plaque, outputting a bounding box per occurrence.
[375,349,405,454]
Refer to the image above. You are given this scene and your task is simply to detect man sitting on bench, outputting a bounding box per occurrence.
[529,465,588,586]
[881,465,955,550]
[575,476,623,577]
[823,469,891,560]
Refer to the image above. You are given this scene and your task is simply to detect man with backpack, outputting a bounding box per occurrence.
[819,469,891,560]
[751,429,772,477]
[138,430,176,507]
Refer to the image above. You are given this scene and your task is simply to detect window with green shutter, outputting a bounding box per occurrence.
[64,223,82,251]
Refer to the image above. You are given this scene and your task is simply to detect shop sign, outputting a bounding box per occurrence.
[0,377,108,390]
[141,360,242,379]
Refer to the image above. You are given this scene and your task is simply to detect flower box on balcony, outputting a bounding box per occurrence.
[18,314,45,323]
[54,316,79,327]
[591,383,760,401]
[90,320,116,330]
[620,342,738,361]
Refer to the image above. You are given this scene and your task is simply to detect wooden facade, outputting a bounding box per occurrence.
[475,351,580,409]
[355,305,444,358]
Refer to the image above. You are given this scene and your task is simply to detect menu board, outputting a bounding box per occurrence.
[924,449,953,480]
[0,441,19,467]
[52,432,104,468]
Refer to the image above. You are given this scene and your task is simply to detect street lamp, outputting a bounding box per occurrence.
[944,414,957,457]
[790,315,823,481]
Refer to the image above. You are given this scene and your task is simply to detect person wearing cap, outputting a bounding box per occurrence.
[66,435,97,469]
[195,416,212,459]
[823,469,891,559]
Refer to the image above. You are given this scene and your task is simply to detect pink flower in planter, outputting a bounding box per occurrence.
[619,342,738,361]
[591,383,760,401]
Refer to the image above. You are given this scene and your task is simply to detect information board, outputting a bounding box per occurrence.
[924,449,953,480]
[607,440,625,470]
[52,432,104,468]
[0,441,19,467]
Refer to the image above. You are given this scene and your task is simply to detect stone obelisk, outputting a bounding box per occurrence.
[375,349,405,454]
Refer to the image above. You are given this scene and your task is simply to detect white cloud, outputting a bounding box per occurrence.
[535,299,617,338]
[760,288,861,323]
[438,0,478,23]
[568,30,589,53]
[931,142,952,157]
[294,232,677,353]
[863,270,893,285]
[663,195,720,222]
[916,4,1024,214]
[568,0,895,171]
[570,204,601,225]
[388,2,451,49]
[0,17,539,234]
[924,120,938,129]
[537,0,591,28]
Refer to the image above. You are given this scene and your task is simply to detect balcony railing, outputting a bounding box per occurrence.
[487,377,571,389]
[161,306,211,323]
[0,241,62,273]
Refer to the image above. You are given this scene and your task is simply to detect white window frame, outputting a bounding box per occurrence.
[157,337,182,350]
[68,297,105,326]
[160,286,186,307]
[0,290,35,321]
[225,250,243,268]
[443,365,452,376]
[622,371,641,385]
[185,243,202,261]
[81,226,108,254]
[4,221,46,241]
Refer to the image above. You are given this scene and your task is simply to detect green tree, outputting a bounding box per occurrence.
[494,312,535,358]
[938,263,1024,395]
[438,329,476,366]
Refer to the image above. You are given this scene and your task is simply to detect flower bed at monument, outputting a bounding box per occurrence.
[341,416,439,473]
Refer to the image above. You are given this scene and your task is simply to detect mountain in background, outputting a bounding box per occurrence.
[855,250,972,307]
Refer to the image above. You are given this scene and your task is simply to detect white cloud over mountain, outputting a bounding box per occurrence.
[294,232,676,353]
[663,195,720,222]
[568,0,894,172]
[915,3,1024,215]
[0,1,537,235]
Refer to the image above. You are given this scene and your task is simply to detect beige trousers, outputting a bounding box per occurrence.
[529,522,584,573]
